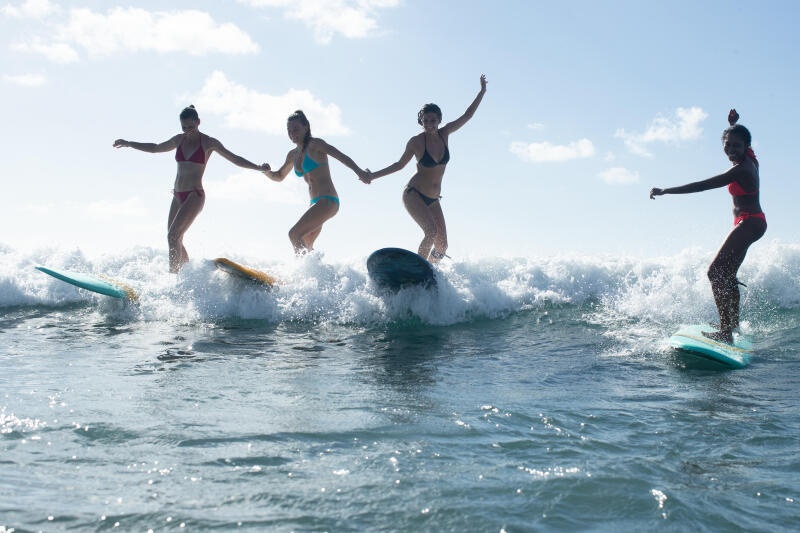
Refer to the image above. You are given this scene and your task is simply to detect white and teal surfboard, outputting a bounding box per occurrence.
[35,266,138,300]
[669,324,753,368]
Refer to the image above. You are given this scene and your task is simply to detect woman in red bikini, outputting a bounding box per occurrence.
[649,110,766,343]
[360,74,487,263]
[114,105,268,273]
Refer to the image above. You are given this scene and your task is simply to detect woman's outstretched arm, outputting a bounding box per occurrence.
[113,135,180,153]
[315,139,368,181]
[264,150,294,182]
[209,138,269,171]
[649,165,745,199]
[441,74,487,135]
[363,140,415,183]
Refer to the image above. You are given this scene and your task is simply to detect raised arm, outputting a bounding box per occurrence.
[649,165,745,199]
[364,139,415,183]
[264,150,294,182]
[208,138,269,171]
[315,139,367,181]
[441,74,487,135]
[113,134,180,153]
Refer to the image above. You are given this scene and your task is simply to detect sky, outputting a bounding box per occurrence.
[1,0,798,262]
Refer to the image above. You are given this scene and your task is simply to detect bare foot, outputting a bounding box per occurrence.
[702,330,733,344]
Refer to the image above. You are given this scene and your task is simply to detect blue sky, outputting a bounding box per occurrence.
[1,0,797,261]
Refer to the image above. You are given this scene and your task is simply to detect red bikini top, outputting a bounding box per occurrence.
[175,137,206,164]
[728,181,757,197]
[729,148,759,196]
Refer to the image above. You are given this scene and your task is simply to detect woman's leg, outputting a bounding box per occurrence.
[426,201,448,263]
[705,218,766,342]
[403,189,437,259]
[166,192,205,273]
[288,200,339,254]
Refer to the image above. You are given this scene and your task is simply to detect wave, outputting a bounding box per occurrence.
[1,242,799,327]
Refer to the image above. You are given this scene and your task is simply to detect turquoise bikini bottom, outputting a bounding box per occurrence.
[310,195,339,206]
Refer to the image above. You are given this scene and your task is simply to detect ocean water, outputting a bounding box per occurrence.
[1,242,799,532]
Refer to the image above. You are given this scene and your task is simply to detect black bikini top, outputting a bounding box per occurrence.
[419,132,450,167]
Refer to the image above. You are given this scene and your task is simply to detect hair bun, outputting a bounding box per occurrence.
[728,108,739,126]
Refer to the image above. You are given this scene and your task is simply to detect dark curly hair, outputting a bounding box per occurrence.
[417,103,442,126]
[722,124,752,147]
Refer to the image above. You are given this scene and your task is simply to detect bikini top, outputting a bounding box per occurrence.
[729,149,759,196]
[419,132,450,167]
[728,181,758,197]
[175,137,205,164]
[294,150,322,176]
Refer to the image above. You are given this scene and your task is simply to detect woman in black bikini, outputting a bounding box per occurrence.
[649,110,766,343]
[114,105,268,272]
[361,75,487,263]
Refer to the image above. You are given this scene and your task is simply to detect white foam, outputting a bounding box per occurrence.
[2,241,798,327]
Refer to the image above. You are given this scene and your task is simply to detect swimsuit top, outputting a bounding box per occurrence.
[175,137,206,164]
[419,132,450,167]
[729,149,759,196]
[294,150,322,176]
[728,181,758,197]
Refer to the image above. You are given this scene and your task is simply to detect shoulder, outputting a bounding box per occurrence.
[203,134,221,148]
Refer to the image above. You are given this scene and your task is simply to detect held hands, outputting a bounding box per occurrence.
[479,74,487,92]
[728,109,739,126]
[259,163,271,172]
[113,139,129,148]
[649,187,664,200]
[356,168,371,184]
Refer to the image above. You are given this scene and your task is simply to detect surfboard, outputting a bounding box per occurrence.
[213,258,276,287]
[35,266,139,300]
[366,248,436,291]
[669,324,753,368]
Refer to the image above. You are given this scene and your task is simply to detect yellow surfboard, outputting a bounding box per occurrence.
[213,258,276,287]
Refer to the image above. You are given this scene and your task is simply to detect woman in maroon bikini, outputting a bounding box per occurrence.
[649,110,766,343]
[114,105,268,272]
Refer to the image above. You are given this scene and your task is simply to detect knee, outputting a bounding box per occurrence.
[288,226,303,244]
[423,226,438,241]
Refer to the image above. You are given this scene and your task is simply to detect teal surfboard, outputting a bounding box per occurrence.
[669,324,753,368]
[367,248,436,291]
[35,266,138,300]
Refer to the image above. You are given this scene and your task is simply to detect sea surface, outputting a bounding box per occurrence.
[1,243,799,532]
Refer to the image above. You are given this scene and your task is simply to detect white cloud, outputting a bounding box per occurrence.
[527,122,545,130]
[12,7,258,62]
[12,38,79,63]
[598,167,639,185]
[238,0,399,44]
[604,151,615,161]
[189,71,349,136]
[205,171,305,205]
[510,139,595,163]
[615,106,708,157]
[1,0,59,19]
[3,73,47,86]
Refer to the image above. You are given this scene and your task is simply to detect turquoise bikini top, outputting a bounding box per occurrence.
[294,150,322,176]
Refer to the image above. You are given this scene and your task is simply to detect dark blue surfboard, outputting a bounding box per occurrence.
[367,248,436,291]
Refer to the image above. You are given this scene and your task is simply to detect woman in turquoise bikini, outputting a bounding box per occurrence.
[264,110,368,254]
